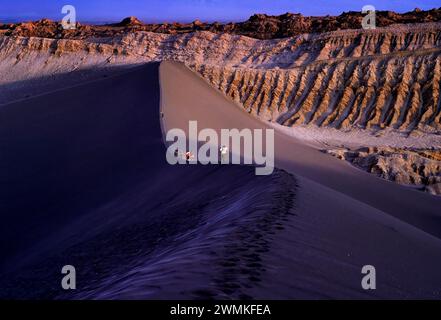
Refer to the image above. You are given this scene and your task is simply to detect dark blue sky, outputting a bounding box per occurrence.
[0,0,440,23]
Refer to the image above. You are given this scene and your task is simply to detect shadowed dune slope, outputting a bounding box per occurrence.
[0,63,295,299]
[0,62,441,299]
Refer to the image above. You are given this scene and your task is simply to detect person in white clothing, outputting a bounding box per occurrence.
[220,145,229,163]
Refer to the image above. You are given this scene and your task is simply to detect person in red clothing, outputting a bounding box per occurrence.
[185,151,194,161]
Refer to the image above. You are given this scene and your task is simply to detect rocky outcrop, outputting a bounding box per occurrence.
[117,23,441,69]
[3,22,441,68]
[112,16,143,27]
[2,9,441,40]
[325,147,441,195]
[181,23,441,133]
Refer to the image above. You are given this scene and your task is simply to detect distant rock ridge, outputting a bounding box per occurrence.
[1,8,441,39]
[111,16,143,27]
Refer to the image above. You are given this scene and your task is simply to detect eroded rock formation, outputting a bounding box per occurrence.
[325,147,441,195]
[190,24,441,133]
[193,52,441,132]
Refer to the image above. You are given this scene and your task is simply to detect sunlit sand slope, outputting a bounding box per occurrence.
[160,61,441,298]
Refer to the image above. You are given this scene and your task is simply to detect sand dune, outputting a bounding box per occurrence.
[0,63,295,299]
[161,62,441,236]
[1,62,441,299]
[160,61,441,298]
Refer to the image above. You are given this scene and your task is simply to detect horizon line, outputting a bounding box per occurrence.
[2,6,440,25]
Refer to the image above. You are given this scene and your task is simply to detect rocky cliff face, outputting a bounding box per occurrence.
[193,52,441,133]
[1,21,441,133]
[189,24,441,133]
